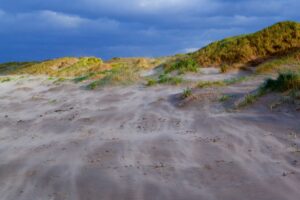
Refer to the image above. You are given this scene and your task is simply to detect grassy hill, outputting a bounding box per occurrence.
[0,57,105,77]
[191,21,300,69]
[0,56,167,78]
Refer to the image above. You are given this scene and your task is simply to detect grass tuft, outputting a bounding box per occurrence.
[263,71,300,91]
[182,88,193,98]
[157,74,183,85]
[237,87,267,107]
[146,79,157,86]
[219,94,232,102]
[197,76,250,88]
[145,74,184,86]
[237,71,300,107]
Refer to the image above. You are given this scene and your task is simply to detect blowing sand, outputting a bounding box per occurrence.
[0,76,299,200]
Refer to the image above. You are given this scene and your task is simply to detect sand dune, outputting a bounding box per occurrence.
[0,76,299,200]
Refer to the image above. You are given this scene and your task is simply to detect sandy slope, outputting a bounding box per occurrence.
[0,76,299,200]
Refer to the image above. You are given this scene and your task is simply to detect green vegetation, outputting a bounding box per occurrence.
[219,94,232,102]
[146,74,183,86]
[197,80,226,88]
[57,57,103,77]
[0,77,12,83]
[182,88,193,98]
[197,76,250,88]
[106,57,164,70]
[220,64,230,73]
[237,71,300,107]
[264,71,300,92]
[10,57,79,75]
[256,50,300,74]
[146,79,157,86]
[53,77,67,84]
[86,64,141,89]
[0,56,169,88]
[0,57,105,77]
[0,62,37,74]
[237,87,267,107]
[164,57,199,74]
[73,74,93,83]
[192,21,300,69]
[157,74,183,85]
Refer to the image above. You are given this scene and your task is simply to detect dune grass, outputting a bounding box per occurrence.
[236,85,268,108]
[10,57,79,76]
[57,57,103,77]
[157,74,183,85]
[86,64,141,89]
[264,71,300,92]
[0,57,105,77]
[182,87,193,98]
[0,62,37,74]
[197,76,250,88]
[164,57,199,74]
[192,21,300,69]
[256,50,300,74]
[0,77,12,83]
[237,71,300,107]
[219,94,232,102]
[146,74,183,86]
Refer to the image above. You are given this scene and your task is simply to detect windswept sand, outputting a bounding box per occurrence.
[0,76,300,200]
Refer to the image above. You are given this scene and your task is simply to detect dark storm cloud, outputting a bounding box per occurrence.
[0,0,299,62]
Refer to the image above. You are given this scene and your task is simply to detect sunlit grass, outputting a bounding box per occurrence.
[192,21,300,69]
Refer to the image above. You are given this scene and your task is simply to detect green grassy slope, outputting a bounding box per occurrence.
[191,21,300,68]
[255,49,300,74]
[0,57,105,77]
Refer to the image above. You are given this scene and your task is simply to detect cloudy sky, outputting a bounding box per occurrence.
[0,0,299,62]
